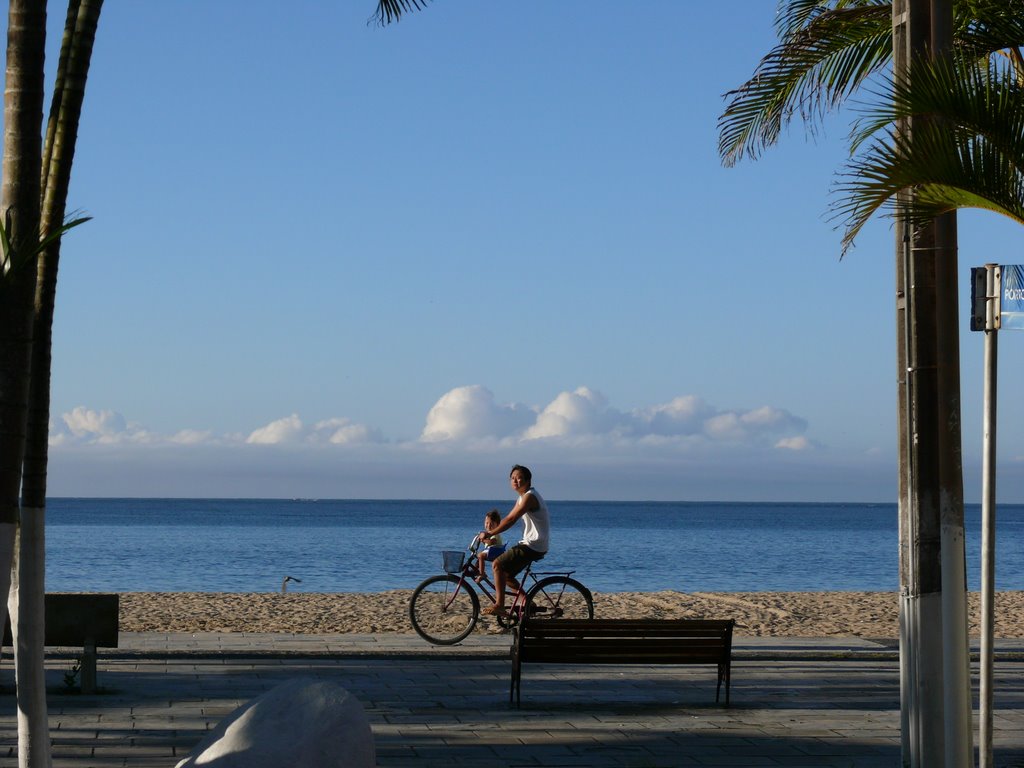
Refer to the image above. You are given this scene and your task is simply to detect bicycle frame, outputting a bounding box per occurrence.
[447,540,576,622]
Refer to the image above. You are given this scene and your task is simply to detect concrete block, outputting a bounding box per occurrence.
[175,678,374,768]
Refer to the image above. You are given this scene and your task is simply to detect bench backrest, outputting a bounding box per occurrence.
[516,618,734,664]
[3,593,119,648]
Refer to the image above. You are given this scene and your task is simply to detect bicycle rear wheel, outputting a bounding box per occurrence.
[525,576,594,620]
[409,574,480,645]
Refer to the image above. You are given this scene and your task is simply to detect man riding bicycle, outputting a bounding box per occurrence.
[480,465,549,618]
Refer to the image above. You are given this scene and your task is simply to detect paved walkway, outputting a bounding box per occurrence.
[2,633,1024,767]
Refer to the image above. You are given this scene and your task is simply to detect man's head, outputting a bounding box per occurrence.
[510,464,532,486]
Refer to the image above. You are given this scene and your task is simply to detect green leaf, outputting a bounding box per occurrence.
[0,212,92,278]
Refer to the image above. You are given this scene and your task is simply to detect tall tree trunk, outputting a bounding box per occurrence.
[894,0,971,765]
[0,1,48,767]
[13,2,102,765]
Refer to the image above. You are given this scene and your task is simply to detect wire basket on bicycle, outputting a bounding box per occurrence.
[442,550,465,573]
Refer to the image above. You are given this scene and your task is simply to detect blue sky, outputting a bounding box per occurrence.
[18,1,1024,501]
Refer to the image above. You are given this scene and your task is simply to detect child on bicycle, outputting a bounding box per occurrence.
[474,509,507,583]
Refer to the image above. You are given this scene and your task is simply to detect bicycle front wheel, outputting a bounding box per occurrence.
[409,574,480,645]
[525,576,594,620]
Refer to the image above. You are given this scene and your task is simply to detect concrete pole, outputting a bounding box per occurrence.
[930,0,973,758]
[893,2,973,765]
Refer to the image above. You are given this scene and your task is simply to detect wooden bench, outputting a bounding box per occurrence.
[511,617,735,707]
[3,593,119,693]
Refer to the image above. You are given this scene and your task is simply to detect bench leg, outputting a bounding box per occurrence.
[80,641,97,694]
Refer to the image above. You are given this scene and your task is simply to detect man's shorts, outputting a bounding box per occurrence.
[494,544,545,577]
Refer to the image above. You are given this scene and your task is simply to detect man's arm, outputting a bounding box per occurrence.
[489,493,539,537]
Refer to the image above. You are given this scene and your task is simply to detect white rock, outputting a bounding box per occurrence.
[175,677,375,768]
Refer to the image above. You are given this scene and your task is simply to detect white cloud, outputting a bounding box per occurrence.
[247,415,384,445]
[46,387,817,497]
[63,406,127,438]
[742,405,807,432]
[417,385,809,451]
[523,387,623,440]
[703,405,807,443]
[631,395,713,436]
[311,418,383,445]
[50,388,809,453]
[170,429,213,445]
[247,414,304,445]
[776,436,812,451]
[51,408,382,448]
[51,406,152,445]
[420,385,535,442]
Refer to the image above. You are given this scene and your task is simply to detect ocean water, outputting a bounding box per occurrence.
[43,498,1024,594]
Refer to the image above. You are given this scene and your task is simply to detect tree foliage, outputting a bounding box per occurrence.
[834,54,1024,252]
[372,0,430,26]
[718,0,1024,170]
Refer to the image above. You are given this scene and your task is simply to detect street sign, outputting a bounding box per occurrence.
[970,264,1024,331]
[1002,264,1024,330]
[971,267,989,331]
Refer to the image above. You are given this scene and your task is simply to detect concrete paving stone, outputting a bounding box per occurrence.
[49,745,96,757]
[690,755,789,766]
[528,757,659,768]
[791,742,894,757]
[722,743,823,757]
[635,750,728,768]
[92,742,179,757]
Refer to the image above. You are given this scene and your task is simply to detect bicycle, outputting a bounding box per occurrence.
[409,536,594,645]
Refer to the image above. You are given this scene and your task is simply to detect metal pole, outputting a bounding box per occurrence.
[980,263,999,768]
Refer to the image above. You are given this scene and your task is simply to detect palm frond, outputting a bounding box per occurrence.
[849,54,1022,150]
[718,1,891,166]
[720,0,1024,167]
[953,0,1024,61]
[833,57,1024,253]
[775,0,887,38]
[372,0,431,26]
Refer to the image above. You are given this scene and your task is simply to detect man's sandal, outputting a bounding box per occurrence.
[482,605,508,617]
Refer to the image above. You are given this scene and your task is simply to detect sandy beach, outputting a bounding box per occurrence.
[117,591,1024,638]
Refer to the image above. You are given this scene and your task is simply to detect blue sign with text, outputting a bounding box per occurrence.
[1003,264,1024,330]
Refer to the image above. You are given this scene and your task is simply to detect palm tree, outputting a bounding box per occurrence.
[0,1,101,765]
[0,4,48,763]
[719,2,1022,764]
[15,3,102,767]
[834,45,1024,768]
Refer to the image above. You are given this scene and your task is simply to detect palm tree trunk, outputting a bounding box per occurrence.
[14,3,103,765]
[1,2,48,766]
